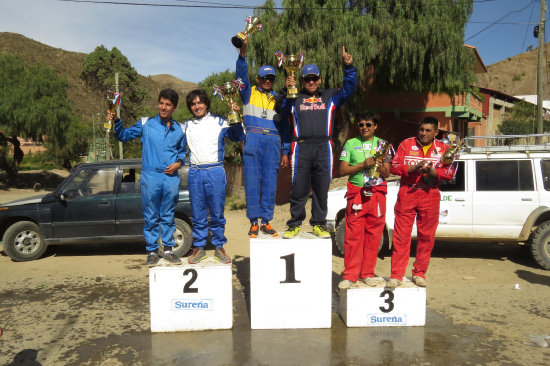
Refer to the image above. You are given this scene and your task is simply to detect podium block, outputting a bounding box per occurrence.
[149,258,232,332]
[250,235,332,329]
[339,277,426,327]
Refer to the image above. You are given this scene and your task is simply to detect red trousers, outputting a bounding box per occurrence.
[391,186,440,280]
[342,185,386,282]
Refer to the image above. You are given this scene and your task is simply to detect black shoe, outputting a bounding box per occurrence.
[163,251,182,265]
[248,222,259,238]
[260,222,278,237]
[145,252,160,267]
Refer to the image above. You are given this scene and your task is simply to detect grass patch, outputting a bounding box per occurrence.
[226,195,246,210]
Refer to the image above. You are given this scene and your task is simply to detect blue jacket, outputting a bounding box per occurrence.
[114,114,186,172]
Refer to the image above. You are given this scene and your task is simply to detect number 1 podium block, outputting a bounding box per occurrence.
[340,277,426,327]
[250,235,332,329]
[149,258,232,332]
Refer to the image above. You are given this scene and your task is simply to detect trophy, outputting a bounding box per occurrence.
[104,90,121,131]
[213,79,244,125]
[441,139,465,164]
[366,140,391,180]
[274,51,304,98]
[231,16,263,48]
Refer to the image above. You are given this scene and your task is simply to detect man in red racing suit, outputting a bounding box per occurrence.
[387,117,456,288]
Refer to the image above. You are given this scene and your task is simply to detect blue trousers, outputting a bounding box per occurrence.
[141,170,180,252]
[188,164,227,248]
[243,133,281,223]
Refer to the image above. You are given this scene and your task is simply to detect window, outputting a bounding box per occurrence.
[62,168,117,198]
[541,159,550,191]
[476,160,534,191]
[440,161,465,192]
[118,167,141,194]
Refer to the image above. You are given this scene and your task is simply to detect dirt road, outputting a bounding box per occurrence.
[0,188,549,365]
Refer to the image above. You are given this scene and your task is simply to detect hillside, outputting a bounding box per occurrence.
[475,42,550,99]
[0,32,197,123]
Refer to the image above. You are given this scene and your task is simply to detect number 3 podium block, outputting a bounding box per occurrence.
[339,277,426,327]
[149,258,232,332]
[250,236,332,329]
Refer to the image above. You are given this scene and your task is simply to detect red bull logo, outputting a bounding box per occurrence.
[300,97,326,111]
[303,96,322,104]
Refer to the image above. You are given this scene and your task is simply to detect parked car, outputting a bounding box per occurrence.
[0,159,193,261]
[327,141,550,270]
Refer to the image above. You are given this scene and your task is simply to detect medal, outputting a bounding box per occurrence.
[261,111,267,118]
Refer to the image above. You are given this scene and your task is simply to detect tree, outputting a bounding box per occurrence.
[499,100,536,135]
[0,54,86,177]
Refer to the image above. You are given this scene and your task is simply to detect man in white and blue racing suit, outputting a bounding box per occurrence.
[236,37,290,238]
[184,89,245,264]
[111,88,186,267]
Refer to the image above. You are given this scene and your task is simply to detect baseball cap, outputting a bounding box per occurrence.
[258,65,276,77]
[302,64,320,77]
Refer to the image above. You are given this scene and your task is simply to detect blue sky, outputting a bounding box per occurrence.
[0,0,546,82]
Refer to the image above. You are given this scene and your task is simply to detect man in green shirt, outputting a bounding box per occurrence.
[338,112,393,289]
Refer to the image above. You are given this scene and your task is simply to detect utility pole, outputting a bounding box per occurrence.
[116,72,123,159]
[537,0,546,136]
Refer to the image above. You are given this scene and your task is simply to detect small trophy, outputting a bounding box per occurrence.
[104,90,121,131]
[441,140,465,165]
[366,140,391,180]
[231,16,263,48]
[213,79,244,125]
[274,51,304,98]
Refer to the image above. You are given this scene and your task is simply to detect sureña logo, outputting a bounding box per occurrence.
[368,313,406,325]
[172,299,213,311]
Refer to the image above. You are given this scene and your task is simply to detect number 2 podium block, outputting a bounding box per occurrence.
[149,258,232,332]
[250,236,332,329]
[339,277,426,327]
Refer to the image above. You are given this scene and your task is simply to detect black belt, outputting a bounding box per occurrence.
[293,136,330,144]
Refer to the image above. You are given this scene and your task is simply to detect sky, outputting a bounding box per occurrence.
[0,0,547,83]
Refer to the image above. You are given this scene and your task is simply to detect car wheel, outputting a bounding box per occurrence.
[2,221,47,262]
[334,217,388,256]
[158,218,192,258]
[530,221,550,270]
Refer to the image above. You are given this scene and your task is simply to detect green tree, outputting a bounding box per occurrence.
[499,100,536,135]
[0,54,86,176]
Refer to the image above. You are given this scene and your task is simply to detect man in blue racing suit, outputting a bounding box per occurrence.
[236,37,290,238]
[111,88,186,266]
[184,89,245,264]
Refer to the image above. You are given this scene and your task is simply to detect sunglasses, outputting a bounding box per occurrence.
[261,75,276,81]
[303,76,320,83]
[358,122,374,128]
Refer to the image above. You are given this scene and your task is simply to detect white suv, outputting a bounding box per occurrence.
[326,140,550,270]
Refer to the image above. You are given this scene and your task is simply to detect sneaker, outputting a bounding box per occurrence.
[360,277,377,287]
[282,226,300,239]
[386,278,402,289]
[145,252,160,267]
[312,225,331,238]
[187,247,207,264]
[163,251,182,265]
[413,276,427,287]
[260,222,278,237]
[214,247,231,264]
[248,222,259,238]
[338,279,356,289]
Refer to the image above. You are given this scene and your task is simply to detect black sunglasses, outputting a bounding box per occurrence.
[358,122,374,128]
[261,75,276,81]
[303,76,320,83]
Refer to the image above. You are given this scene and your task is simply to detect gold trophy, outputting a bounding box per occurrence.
[441,140,465,164]
[274,51,304,98]
[231,16,263,48]
[213,79,243,125]
[366,140,391,179]
[104,90,121,131]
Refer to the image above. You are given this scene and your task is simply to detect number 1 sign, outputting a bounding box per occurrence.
[250,238,332,329]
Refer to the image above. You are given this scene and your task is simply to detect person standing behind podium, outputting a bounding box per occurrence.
[277,46,357,239]
[387,117,455,288]
[236,37,290,238]
[338,113,393,289]
[111,88,185,267]
[184,89,245,265]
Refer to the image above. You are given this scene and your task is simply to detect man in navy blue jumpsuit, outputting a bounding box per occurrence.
[111,88,186,266]
[277,47,357,239]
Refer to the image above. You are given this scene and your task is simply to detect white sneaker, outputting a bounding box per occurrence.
[413,276,427,287]
[338,279,355,289]
[360,277,377,287]
[386,278,402,289]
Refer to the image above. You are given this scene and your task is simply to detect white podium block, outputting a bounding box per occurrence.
[250,234,332,329]
[149,258,232,332]
[340,277,426,327]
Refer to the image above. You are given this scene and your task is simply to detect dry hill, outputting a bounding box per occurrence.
[475,42,550,99]
[0,32,197,123]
